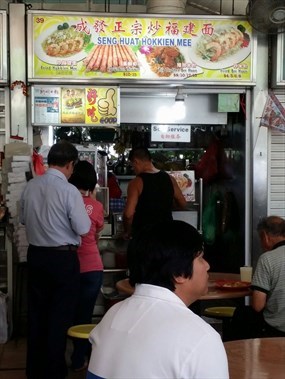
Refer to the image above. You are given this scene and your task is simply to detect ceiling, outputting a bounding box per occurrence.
[186,0,248,16]
[0,0,250,16]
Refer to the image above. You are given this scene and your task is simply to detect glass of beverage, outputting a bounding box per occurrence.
[240,266,253,282]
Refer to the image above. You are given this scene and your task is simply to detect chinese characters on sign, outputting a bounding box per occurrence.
[30,14,253,83]
[34,87,60,124]
[33,86,119,126]
[151,124,191,143]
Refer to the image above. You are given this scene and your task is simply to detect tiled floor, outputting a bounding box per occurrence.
[0,337,88,379]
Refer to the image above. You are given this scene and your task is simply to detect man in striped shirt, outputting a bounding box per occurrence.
[251,215,285,336]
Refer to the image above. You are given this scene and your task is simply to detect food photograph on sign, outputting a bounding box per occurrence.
[31,14,253,82]
[190,24,251,69]
[35,20,92,65]
[169,171,195,202]
[61,88,85,123]
[83,44,139,74]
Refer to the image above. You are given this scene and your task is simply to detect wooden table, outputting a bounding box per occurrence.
[224,338,285,379]
[116,272,252,300]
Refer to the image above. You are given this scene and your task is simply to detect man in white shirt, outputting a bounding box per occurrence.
[87,220,229,379]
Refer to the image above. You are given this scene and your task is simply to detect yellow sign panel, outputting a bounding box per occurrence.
[33,85,119,126]
[85,87,118,125]
[31,14,253,83]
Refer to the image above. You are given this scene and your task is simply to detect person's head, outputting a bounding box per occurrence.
[128,147,152,175]
[128,220,210,306]
[257,216,285,251]
[47,141,78,179]
[69,160,97,192]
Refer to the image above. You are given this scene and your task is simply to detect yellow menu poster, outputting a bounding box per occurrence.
[32,85,119,126]
[30,13,254,83]
[61,88,85,123]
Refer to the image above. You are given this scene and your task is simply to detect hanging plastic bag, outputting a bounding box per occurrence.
[194,138,219,184]
[32,150,46,176]
[202,190,221,245]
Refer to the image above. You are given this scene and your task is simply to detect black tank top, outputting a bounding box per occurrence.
[132,171,174,235]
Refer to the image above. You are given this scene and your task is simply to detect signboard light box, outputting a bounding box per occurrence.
[151,124,191,143]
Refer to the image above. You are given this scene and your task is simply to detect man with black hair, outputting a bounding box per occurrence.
[230,215,285,340]
[251,215,285,336]
[123,147,186,238]
[20,141,91,379]
[87,220,229,379]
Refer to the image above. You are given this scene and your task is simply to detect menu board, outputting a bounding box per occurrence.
[32,85,119,126]
[28,12,255,84]
[0,11,7,83]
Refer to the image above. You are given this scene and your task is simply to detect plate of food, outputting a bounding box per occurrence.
[35,21,92,65]
[188,25,251,70]
[137,45,187,78]
[215,280,251,290]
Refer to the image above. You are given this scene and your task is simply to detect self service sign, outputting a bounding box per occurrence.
[151,124,191,143]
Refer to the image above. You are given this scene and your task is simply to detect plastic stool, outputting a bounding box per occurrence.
[67,324,96,339]
[203,306,236,318]
[203,307,236,341]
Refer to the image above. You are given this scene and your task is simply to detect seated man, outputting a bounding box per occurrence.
[87,220,229,379]
[251,215,285,337]
[230,215,285,340]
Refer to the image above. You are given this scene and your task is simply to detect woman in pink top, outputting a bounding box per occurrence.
[69,160,104,371]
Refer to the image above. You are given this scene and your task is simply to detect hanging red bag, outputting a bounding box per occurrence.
[32,150,46,176]
[194,138,219,184]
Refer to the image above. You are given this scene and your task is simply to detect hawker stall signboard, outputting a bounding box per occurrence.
[28,11,255,84]
[32,85,119,126]
[0,11,8,83]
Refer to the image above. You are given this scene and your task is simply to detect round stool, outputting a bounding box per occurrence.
[67,324,96,339]
[203,307,236,341]
[203,306,236,318]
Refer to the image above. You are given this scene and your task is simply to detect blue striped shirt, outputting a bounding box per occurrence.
[20,168,91,246]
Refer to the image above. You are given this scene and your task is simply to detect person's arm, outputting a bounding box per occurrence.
[251,254,269,312]
[69,188,91,236]
[123,177,142,238]
[252,289,267,312]
[170,175,187,210]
